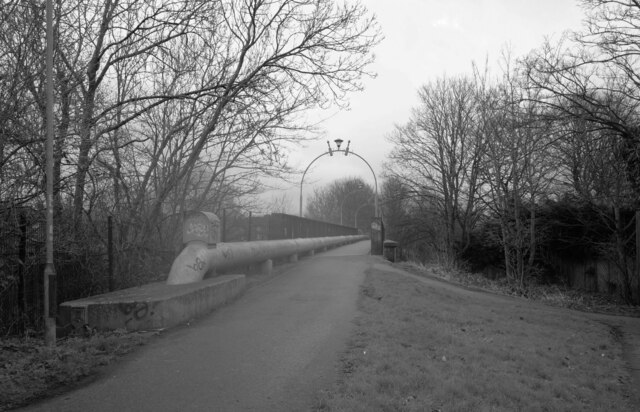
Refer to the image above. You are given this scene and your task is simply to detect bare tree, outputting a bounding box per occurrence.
[553,113,638,302]
[524,1,640,194]
[388,76,484,266]
[478,55,557,288]
[306,177,374,230]
[265,192,295,214]
[0,1,48,207]
[522,0,640,299]
[0,0,381,310]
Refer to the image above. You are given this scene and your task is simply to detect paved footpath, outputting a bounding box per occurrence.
[23,241,372,412]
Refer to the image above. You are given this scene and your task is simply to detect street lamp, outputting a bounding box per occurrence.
[299,140,378,218]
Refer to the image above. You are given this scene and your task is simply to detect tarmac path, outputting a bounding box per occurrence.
[23,240,372,412]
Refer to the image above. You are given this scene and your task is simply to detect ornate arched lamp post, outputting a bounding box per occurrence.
[299,139,379,220]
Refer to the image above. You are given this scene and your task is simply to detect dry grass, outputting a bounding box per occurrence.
[315,262,636,411]
[401,261,640,317]
[0,330,151,411]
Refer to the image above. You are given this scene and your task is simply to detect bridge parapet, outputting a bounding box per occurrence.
[168,212,367,284]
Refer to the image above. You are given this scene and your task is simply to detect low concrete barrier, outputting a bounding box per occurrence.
[166,235,368,285]
[59,275,245,332]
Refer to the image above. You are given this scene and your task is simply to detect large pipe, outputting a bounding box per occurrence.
[167,235,368,285]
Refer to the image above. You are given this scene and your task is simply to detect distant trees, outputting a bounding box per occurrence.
[305,177,375,232]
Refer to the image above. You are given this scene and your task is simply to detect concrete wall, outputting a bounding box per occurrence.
[59,275,245,332]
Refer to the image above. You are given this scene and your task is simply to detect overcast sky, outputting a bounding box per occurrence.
[266,0,586,214]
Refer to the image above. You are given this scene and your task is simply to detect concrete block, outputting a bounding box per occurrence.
[59,275,245,332]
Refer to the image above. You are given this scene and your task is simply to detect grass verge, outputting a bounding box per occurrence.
[400,262,640,317]
[315,262,636,411]
[0,329,151,411]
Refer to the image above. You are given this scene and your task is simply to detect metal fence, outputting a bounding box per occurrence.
[219,211,357,242]
[264,213,357,240]
[0,208,44,335]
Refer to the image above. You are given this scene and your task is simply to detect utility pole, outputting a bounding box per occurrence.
[44,0,57,345]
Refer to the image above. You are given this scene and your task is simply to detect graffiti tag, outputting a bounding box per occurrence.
[186,256,206,272]
[186,222,209,236]
[118,301,157,326]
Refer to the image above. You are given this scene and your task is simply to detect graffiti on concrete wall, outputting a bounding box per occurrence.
[118,301,157,326]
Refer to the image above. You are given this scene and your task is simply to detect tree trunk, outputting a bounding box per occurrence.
[72,102,94,225]
[614,206,632,303]
[54,72,71,215]
[528,203,536,268]
[71,0,113,224]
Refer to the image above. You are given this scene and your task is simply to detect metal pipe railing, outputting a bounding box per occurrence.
[166,235,367,285]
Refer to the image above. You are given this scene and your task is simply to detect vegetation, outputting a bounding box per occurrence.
[315,263,637,411]
[305,177,375,232]
[0,0,381,335]
[383,0,640,304]
[0,329,151,411]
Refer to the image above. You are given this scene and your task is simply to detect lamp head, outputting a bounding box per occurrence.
[334,138,344,150]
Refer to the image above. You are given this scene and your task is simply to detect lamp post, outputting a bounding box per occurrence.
[299,139,379,219]
[44,0,56,346]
